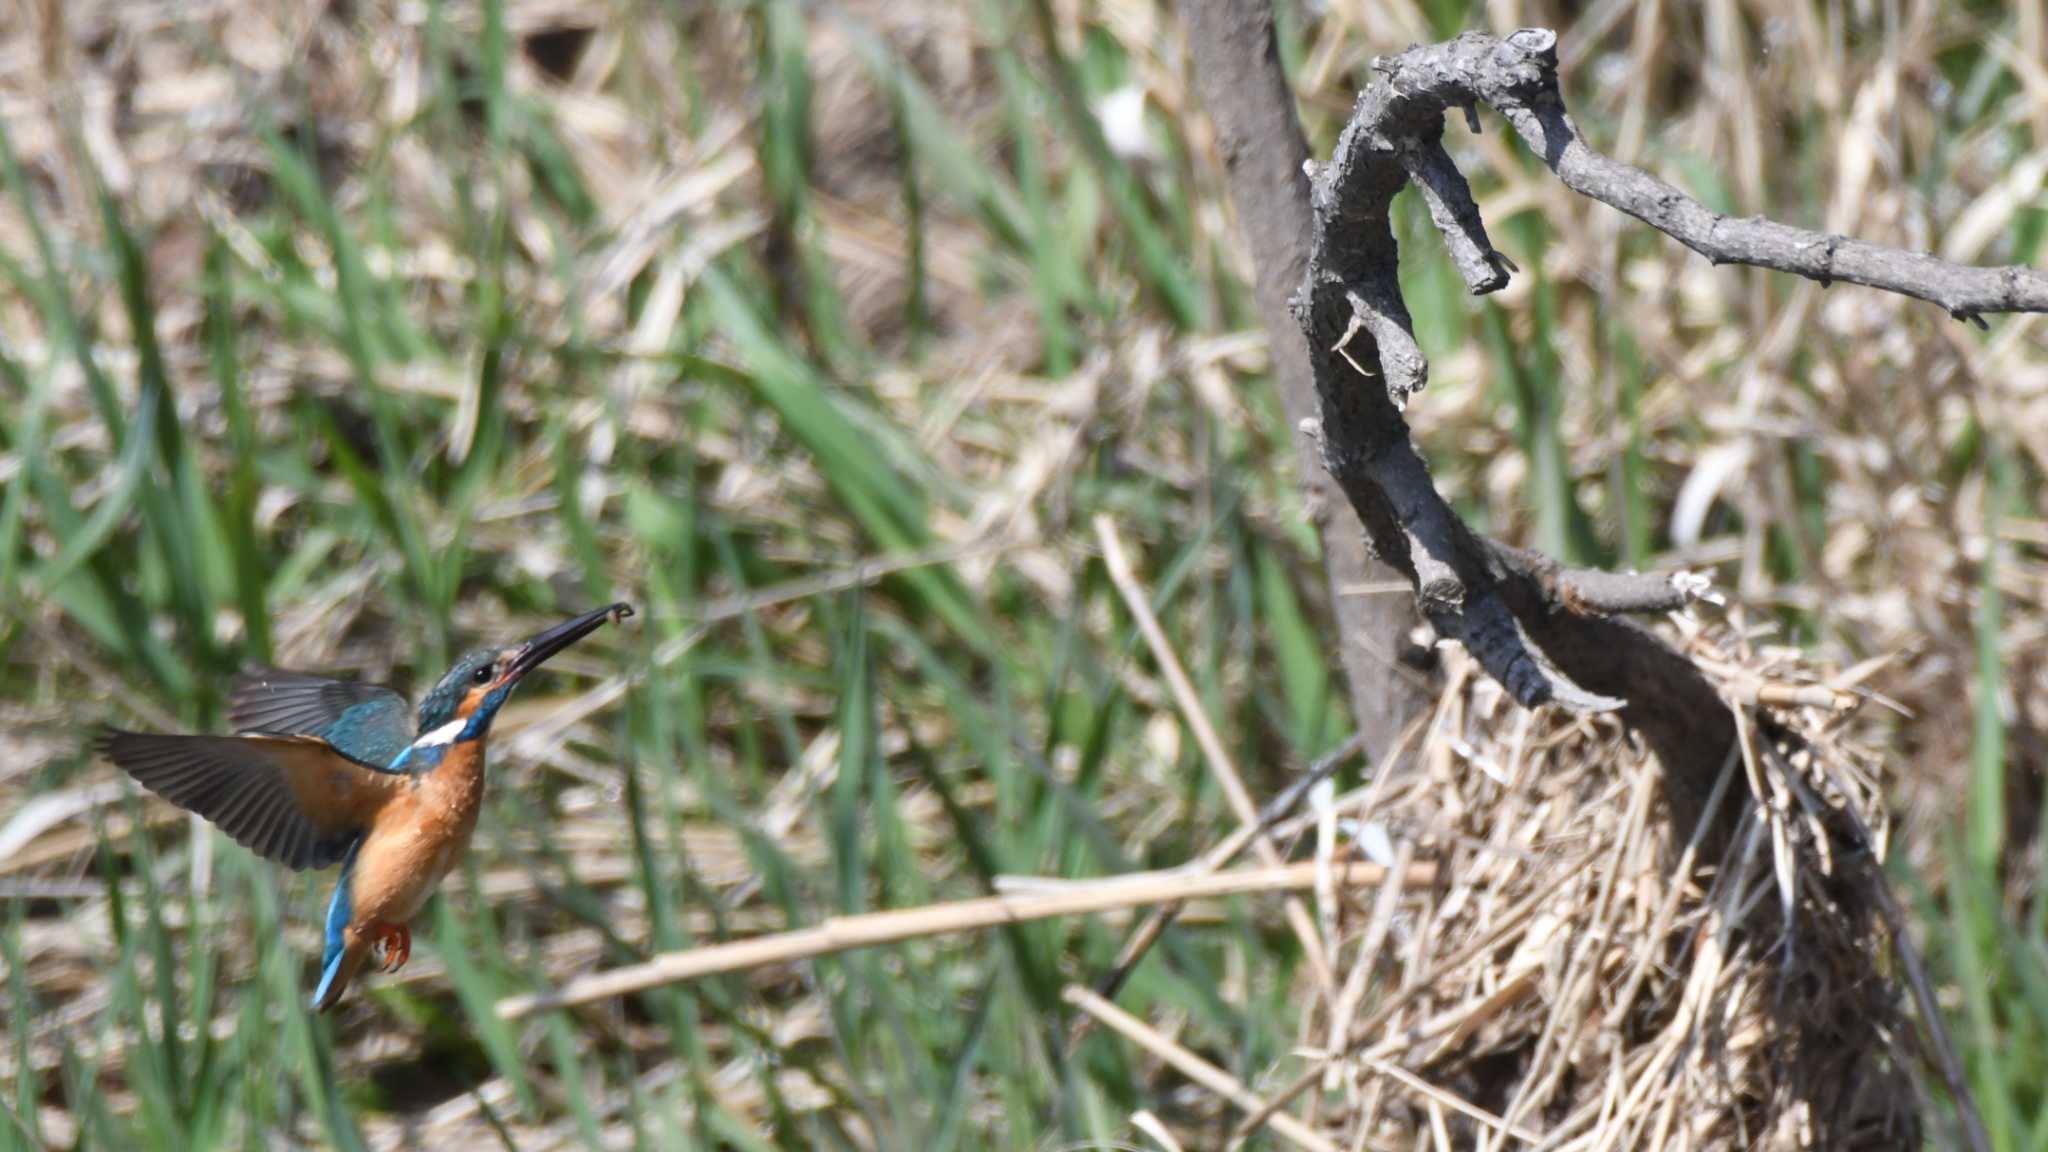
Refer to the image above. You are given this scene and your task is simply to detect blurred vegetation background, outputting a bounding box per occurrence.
[0,0,2043,1147]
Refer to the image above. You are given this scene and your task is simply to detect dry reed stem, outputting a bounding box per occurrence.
[499,858,1434,1018]
[1062,983,1341,1152]
[1355,1054,1540,1146]
[1233,870,1560,1140]
[1094,514,1340,996]
[1073,725,1381,1050]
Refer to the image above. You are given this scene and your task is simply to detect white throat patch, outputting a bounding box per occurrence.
[415,719,467,749]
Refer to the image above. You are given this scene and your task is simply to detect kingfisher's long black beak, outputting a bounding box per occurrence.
[501,602,633,685]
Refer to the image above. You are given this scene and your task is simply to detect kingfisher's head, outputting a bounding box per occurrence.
[416,603,633,740]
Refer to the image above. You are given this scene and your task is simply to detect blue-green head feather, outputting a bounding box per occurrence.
[416,647,506,735]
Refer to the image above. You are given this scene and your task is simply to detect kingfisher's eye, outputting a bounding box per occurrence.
[472,664,495,684]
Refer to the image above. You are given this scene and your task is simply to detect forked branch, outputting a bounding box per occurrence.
[1430,30,2048,325]
[1294,27,2046,716]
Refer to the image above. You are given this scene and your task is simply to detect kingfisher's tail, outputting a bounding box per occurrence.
[312,933,373,1013]
[311,837,365,1013]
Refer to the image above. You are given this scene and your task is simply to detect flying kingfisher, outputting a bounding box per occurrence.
[98,602,633,1011]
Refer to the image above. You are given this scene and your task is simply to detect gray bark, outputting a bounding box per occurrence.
[1182,0,1428,762]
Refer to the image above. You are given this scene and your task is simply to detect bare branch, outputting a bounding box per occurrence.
[1499,544,1717,617]
[1393,29,2048,325]
[1297,101,1629,710]
[1180,0,1428,758]
[1291,23,2045,721]
[1392,136,1514,295]
[1554,567,1709,617]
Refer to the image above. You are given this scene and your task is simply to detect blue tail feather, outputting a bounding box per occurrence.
[311,838,362,1010]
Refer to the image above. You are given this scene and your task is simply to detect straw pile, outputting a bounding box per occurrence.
[1212,621,1919,1150]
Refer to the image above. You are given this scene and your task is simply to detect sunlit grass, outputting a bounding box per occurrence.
[0,0,2043,1148]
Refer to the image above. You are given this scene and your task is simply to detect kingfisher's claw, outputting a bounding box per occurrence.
[368,921,412,973]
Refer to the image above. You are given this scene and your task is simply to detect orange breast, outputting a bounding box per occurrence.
[348,741,489,925]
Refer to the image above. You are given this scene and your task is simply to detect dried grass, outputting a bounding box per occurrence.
[0,0,2039,1148]
[1210,621,1922,1150]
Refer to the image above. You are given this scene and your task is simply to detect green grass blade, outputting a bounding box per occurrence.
[1968,438,2011,874]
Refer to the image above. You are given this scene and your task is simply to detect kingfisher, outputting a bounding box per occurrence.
[98,602,633,1011]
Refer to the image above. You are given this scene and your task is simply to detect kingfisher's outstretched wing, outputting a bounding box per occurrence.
[98,730,404,869]
[229,668,413,770]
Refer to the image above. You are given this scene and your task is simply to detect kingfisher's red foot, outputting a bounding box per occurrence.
[367,921,412,973]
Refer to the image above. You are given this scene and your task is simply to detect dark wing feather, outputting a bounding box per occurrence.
[229,668,413,770]
[98,730,403,870]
